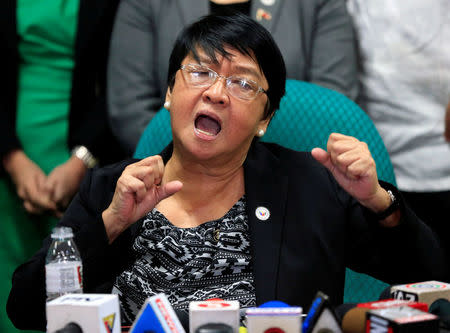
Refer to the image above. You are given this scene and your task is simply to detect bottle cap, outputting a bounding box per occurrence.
[51,226,74,239]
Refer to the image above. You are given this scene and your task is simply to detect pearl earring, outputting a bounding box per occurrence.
[164,101,171,109]
[257,129,265,137]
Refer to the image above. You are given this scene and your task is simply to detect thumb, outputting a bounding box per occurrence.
[311,148,333,172]
[157,180,183,202]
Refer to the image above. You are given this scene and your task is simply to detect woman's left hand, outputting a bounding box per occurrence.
[311,133,398,225]
[43,156,88,217]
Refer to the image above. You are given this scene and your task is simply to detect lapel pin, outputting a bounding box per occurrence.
[256,8,272,21]
[255,206,270,221]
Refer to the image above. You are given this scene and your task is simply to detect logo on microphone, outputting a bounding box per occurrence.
[103,313,116,333]
[406,282,448,289]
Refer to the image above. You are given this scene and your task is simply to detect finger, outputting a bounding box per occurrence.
[117,174,148,203]
[136,156,165,184]
[23,200,44,215]
[43,174,58,200]
[333,149,364,177]
[127,163,165,192]
[52,181,67,205]
[154,157,165,185]
[53,209,64,219]
[329,140,362,156]
[346,157,376,180]
[27,182,57,211]
[134,155,164,168]
[156,181,183,202]
[125,165,157,191]
[328,132,358,142]
[311,148,334,171]
[17,186,27,201]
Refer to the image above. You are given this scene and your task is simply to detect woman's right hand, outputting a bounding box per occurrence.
[102,155,182,243]
[2,149,57,214]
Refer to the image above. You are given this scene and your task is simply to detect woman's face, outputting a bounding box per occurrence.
[166,47,270,163]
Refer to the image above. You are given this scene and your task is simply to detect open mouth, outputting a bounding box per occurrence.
[194,114,222,137]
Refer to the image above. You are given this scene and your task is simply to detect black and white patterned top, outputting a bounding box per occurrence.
[112,196,256,324]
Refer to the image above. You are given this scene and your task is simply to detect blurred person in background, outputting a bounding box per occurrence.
[347,0,450,279]
[107,0,359,155]
[0,0,125,331]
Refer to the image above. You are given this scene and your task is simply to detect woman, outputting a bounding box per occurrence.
[107,0,358,155]
[0,0,125,331]
[8,13,444,330]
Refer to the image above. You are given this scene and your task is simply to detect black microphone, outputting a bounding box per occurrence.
[195,323,233,333]
[53,322,83,333]
[430,298,450,330]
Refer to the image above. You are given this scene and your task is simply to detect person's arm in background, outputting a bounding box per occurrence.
[43,0,126,215]
[108,0,162,155]
[7,160,137,331]
[309,0,358,100]
[0,11,56,215]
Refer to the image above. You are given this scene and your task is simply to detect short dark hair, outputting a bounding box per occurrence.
[167,12,286,119]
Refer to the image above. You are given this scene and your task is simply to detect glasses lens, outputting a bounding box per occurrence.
[227,77,259,100]
[183,65,215,86]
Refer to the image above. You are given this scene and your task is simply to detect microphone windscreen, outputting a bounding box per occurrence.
[341,307,369,333]
[53,322,83,333]
[334,303,357,322]
[429,298,450,329]
[194,323,233,333]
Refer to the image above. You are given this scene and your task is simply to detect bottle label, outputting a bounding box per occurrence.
[46,261,83,293]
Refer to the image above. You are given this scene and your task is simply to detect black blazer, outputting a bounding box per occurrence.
[0,0,125,171]
[7,142,445,330]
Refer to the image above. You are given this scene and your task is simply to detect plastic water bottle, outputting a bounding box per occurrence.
[45,226,83,301]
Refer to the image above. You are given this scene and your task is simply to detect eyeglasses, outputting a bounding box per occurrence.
[180,64,267,101]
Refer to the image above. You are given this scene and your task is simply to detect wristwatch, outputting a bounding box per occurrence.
[71,145,98,169]
[374,189,400,220]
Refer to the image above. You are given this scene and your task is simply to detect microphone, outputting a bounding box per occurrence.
[189,299,240,333]
[46,293,120,333]
[430,298,450,331]
[366,305,439,332]
[391,281,450,306]
[53,322,83,333]
[340,299,429,333]
[130,293,186,333]
[303,291,342,333]
[246,300,302,333]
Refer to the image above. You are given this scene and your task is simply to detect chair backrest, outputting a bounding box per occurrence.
[134,79,394,302]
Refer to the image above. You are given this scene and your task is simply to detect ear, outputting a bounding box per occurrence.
[165,88,172,104]
[258,114,272,133]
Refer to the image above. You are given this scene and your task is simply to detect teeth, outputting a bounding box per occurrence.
[196,128,215,136]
